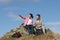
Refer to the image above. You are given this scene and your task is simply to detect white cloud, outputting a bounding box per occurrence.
[3,7,34,12]
[0,0,13,4]
[45,22,60,34]
[45,22,60,27]
[33,0,40,3]
[0,0,41,5]
[4,7,20,11]
[8,12,21,21]
[8,12,17,18]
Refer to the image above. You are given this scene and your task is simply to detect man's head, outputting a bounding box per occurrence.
[36,14,40,20]
[28,13,33,19]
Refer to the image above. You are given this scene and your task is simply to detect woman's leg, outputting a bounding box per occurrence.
[24,25,35,34]
[24,25,31,34]
[27,25,32,34]
[26,25,35,34]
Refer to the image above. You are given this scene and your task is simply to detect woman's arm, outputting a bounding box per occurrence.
[19,15,26,20]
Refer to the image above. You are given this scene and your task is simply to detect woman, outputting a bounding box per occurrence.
[19,13,34,34]
[33,14,45,35]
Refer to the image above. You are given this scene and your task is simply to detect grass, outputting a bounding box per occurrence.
[0,25,60,40]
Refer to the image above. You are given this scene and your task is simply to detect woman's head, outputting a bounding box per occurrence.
[28,13,33,19]
[36,14,40,20]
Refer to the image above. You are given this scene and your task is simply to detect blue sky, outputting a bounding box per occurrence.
[0,0,60,37]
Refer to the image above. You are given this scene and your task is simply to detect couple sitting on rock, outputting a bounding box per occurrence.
[19,13,45,35]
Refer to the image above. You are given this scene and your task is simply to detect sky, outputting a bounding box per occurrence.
[0,0,60,37]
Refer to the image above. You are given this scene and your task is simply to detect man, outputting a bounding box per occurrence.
[33,14,45,35]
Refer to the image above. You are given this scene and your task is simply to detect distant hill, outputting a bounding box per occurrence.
[0,24,60,40]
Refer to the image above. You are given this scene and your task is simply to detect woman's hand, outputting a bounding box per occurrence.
[19,15,21,17]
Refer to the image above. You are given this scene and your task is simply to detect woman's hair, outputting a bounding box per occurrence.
[36,14,40,17]
[29,13,33,18]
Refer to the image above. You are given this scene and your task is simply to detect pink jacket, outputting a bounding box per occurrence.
[19,15,33,26]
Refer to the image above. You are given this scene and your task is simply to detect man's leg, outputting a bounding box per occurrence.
[35,29,43,35]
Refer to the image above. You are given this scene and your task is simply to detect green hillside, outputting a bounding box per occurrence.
[0,24,60,40]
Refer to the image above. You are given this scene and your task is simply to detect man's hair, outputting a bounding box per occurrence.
[36,14,40,17]
[29,13,33,18]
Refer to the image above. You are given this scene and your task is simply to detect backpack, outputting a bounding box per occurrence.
[12,32,22,38]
